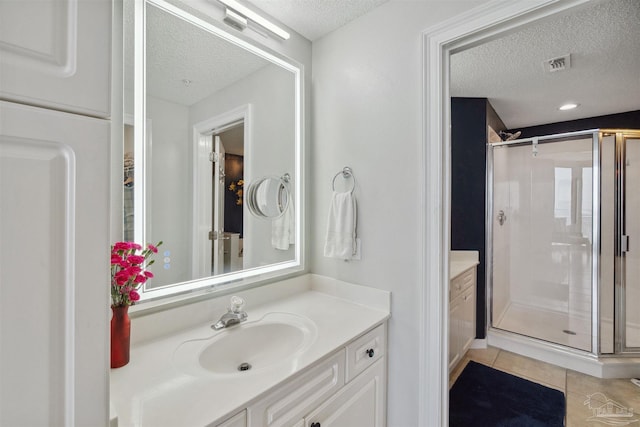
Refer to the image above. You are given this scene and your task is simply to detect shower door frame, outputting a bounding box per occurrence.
[612,130,640,354]
[486,129,601,356]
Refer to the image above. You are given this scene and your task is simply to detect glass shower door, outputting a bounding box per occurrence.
[490,135,594,351]
[623,135,640,349]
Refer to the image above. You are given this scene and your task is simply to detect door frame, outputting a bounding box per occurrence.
[192,104,251,279]
[419,0,591,425]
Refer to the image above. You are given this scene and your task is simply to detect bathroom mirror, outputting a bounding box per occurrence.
[126,0,302,301]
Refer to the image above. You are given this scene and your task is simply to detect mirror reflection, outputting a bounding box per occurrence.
[124,0,300,296]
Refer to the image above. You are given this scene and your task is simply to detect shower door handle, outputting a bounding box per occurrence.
[497,210,507,226]
[622,235,630,253]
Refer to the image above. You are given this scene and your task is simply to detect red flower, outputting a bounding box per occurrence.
[126,265,142,275]
[114,270,130,285]
[128,255,145,265]
[147,244,159,253]
[129,290,140,302]
[111,255,122,265]
[113,242,132,252]
[134,275,147,284]
[144,271,154,279]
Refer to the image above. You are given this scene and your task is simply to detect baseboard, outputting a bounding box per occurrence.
[487,328,640,379]
[470,339,487,349]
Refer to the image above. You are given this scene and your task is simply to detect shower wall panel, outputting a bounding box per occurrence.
[491,146,511,323]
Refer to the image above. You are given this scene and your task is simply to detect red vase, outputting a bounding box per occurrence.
[110,305,131,368]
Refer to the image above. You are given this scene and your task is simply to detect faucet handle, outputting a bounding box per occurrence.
[229,295,245,312]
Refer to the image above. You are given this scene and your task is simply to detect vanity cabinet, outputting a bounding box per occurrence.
[245,323,387,427]
[0,100,111,425]
[1,1,112,424]
[449,266,476,372]
[302,358,385,427]
[0,0,112,117]
[217,411,248,427]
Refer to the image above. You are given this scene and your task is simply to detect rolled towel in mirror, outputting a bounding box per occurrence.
[272,197,294,250]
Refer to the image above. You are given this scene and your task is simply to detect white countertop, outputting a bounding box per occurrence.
[110,282,390,427]
[450,250,479,280]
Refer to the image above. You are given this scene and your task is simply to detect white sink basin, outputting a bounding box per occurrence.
[173,312,317,376]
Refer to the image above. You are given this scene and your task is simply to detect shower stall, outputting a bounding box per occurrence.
[488,129,640,365]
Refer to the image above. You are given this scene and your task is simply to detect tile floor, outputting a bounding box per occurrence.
[450,347,640,426]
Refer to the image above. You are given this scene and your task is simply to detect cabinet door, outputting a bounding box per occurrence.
[449,297,462,372]
[304,359,386,427]
[0,101,110,426]
[0,0,111,117]
[460,286,476,354]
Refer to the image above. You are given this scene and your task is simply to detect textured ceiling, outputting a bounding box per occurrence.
[246,0,388,41]
[450,0,640,129]
[133,0,389,106]
[145,3,271,106]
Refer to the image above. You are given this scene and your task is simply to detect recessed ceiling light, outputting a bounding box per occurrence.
[559,103,579,111]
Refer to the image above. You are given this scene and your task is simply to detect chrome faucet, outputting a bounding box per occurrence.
[212,296,247,330]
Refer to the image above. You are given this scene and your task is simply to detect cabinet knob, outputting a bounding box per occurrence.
[366,348,375,358]
[311,423,321,427]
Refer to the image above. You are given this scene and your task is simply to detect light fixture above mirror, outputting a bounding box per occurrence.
[215,0,291,40]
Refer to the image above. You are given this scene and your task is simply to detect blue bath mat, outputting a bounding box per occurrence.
[450,361,565,427]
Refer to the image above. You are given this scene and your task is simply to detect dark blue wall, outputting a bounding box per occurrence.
[224,154,244,237]
[451,98,488,338]
[508,110,640,138]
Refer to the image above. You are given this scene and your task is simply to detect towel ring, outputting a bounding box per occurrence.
[331,166,355,193]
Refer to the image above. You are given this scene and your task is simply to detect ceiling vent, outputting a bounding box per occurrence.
[544,54,571,73]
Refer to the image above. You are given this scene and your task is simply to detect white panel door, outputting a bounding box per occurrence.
[0,100,110,426]
[212,135,226,275]
[0,0,111,117]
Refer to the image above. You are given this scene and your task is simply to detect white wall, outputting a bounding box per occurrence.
[144,63,297,286]
[146,96,191,286]
[310,2,487,426]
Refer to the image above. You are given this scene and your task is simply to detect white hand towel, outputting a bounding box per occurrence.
[272,199,295,250]
[324,191,357,260]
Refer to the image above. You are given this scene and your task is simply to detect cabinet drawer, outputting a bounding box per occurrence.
[346,324,386,382]
[450,267,475,301]
[248,350,345,427]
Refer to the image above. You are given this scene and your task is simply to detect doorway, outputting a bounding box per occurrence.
[193,105,250,280]
[421,1,597,425]
[210,122,244,275]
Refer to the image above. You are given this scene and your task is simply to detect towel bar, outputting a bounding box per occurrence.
[331,166,355,193]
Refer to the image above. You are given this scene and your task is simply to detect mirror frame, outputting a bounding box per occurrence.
[133,0,303,303]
